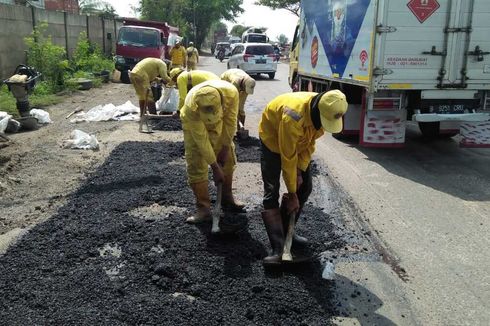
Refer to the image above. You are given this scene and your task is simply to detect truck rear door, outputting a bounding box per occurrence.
[375,0,490,90]
[464,1,490,86]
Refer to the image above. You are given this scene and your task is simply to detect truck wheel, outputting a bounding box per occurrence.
[120,70,131,84]
[291,75,299,91]
[268,72,275,79]
[419,122,459,138]
[418,122,440,138]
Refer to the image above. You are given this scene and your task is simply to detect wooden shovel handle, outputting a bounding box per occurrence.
[211,183,222,234]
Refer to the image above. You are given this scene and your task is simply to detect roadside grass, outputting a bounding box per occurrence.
[0,84,64,117]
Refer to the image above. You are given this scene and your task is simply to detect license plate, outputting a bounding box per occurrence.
[431,104,466,114]
[255,59,266,64]
[422,100,476,114]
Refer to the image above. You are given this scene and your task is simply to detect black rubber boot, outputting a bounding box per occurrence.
[147,101,157,115]
[261,208,284,266]
[280,200,309,247]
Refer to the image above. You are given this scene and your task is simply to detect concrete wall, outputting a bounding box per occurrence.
[0,3,122,79]
[0,4,32,77]
[66,12,85,56]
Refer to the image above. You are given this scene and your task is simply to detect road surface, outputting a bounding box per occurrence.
[206,55,490,325]
[0,54,488,325]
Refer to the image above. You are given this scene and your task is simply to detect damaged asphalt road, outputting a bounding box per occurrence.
[0,140,356,325]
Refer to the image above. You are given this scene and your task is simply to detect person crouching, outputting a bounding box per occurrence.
[181,80,246,224]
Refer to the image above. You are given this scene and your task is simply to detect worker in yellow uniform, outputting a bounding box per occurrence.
[220,68,256,130]
[258,90,348,265]
[181,79,245,224]
[129,57,170,115]
[186,42,199,71]
[168,68,219,112]
[169,40,187,70]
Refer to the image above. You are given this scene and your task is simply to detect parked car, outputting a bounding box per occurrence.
[214,42,231,58]
[227,43,277,79]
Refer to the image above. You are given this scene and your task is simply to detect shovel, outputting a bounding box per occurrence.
[236,121,249,140]
[66,107,82,119]
[139,89,154,133]
[211,183,223,234]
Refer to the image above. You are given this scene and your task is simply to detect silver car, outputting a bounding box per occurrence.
[227,43,277,79]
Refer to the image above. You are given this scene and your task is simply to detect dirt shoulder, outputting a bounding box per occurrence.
[0,82,176,237]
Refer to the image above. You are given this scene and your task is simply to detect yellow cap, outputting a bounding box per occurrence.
[243,77,255,95]
[318,90,348,133]
[193,86,222,125]
[169,67,184,81]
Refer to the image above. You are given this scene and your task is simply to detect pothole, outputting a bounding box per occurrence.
[129,203,188,221]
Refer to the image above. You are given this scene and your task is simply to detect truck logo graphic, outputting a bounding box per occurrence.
[360,50,368,67]
[311,36,319,68]
[302,0,371,77]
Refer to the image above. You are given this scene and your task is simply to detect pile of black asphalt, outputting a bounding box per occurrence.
[150,117,182,131]
[0,140,346,325]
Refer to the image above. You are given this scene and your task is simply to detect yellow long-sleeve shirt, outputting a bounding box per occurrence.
[176,70,219,110]
[259,92,324,193]
[220,68,252,120]
[180,80,238,165]
[186,46,199,63]
[130,57,170,83]
[170,46,187,66]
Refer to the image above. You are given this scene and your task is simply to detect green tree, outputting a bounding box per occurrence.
[79,0,117,18]
[255,0,300,16]
[209,21,229,42]
[276,33,289,46]
[230,24,250,37]
[139,0,243,49]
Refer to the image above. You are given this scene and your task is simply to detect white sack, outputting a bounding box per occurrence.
[30,108,52,124]
[62,129,99,150]
[70,101,140,123]
[156,87,178,113]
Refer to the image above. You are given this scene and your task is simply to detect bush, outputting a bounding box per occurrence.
[72,32,114,73]
[24,23,69,92]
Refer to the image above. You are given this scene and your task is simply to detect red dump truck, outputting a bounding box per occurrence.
[114,18,179,81]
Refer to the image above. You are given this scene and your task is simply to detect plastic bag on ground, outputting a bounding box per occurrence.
[62,129,99,150]
[70,101,140,123]
[0,115,12,134]
[30,108,52,124]
[156,87,178,113]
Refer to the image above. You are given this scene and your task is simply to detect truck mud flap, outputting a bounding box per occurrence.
[460,121,490,148]
[360,93,407,148]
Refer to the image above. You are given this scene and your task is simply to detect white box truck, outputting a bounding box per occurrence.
[292,0,490,147]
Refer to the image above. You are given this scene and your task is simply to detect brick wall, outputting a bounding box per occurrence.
[45,0,79,14]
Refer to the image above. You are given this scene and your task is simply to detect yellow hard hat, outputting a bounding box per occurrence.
[193,86,222,125]
[318,90,348,133]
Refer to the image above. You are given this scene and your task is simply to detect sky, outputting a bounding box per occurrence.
[105,0,298,42]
